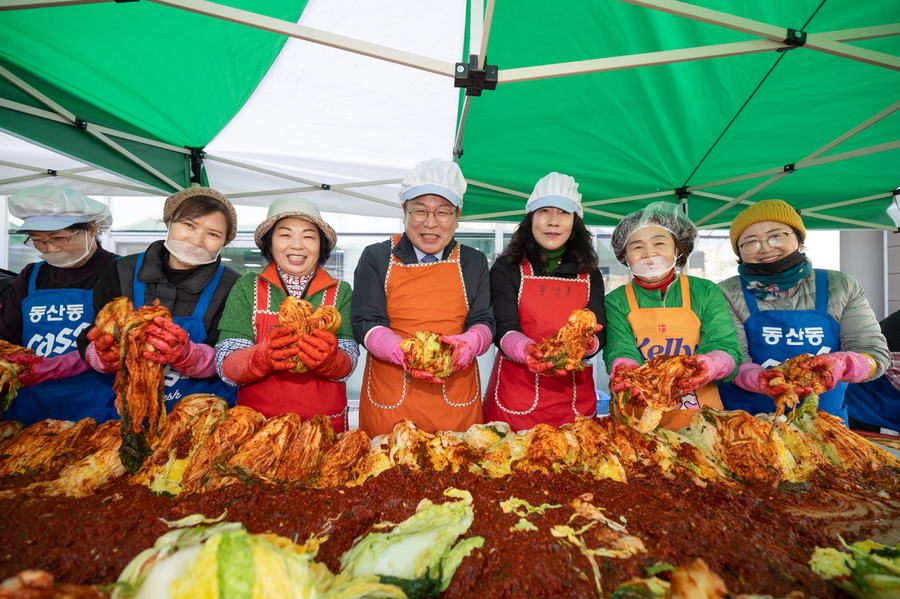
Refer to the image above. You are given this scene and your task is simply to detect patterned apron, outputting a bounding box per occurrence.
[717,270,847,420]
[484,260,595,430]
[5,262,117,425]
[624,275,723,431]
[237,268,348,432]
[359,235,481,436]
[133,253,237,410]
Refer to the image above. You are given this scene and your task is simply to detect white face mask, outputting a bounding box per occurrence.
[629,254,679,280]
[40,231,94,268]
[164,238,218,266]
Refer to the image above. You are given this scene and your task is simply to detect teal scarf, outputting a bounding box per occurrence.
[738,253,812,300]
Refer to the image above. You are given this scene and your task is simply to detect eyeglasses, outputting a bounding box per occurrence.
[407,209,458,224]
[738,231,793,255]
[24,232,79,250]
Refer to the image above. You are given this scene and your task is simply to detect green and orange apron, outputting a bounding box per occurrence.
[624,275,722,431]
[360,235,482,436]
[237,263,348,432]
[484,260,595,430]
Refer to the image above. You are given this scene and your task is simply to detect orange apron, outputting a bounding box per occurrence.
[484,260,595,430]
[237,264,349,432]
[624,275,722,431]
[359,235,482,436]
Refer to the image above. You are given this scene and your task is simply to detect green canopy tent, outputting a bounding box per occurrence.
[0,0,898,230]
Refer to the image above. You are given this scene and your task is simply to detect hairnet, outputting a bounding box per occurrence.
[610,201,697,265]
[9,185,113,233]
[399,158,466,207]
[526,172,583,217]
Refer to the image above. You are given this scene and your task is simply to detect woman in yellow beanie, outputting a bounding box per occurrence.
[717,199,889,421]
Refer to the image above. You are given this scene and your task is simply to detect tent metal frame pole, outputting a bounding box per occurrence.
[148,0,455,77]
[582,191,675,208]
[0,0,103,10]
[0,99,191,154]
[822,24,900,42]
[619,0,900,71]
[0,66,182,191]
[805,192,893,213]
[695,99,900,225]
[801,210,898,231]
[501,40,781,83]
[454,0,496,158]
[0,156,168,194]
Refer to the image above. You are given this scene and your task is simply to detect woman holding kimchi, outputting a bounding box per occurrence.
[215,197,357,432]
[717,199,888,421]
[0,185,119,424]
[78,187,240,409]
[484,173,606,429]
[604,201,742,431]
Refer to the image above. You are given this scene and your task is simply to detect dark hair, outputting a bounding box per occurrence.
[170,196,235,243]
[504,211,598,273]
[671,236,689,268]
[259,223,332,267]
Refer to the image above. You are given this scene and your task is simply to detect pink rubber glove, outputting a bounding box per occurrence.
[677,351,736,393]
[500,331,555,375]
[366,326,440,383]
[732,363,812,398]
[142,317,190,365]
[364,326,405,366]
[608,357,640,398]
[87,328,120,372]
[2,352,90,387]
[799,351,874,390]
[85,343,116,374]
[441,324,492,374]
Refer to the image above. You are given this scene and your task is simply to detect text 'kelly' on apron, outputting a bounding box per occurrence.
[360,235,482,437]
[484,260,595,430]
[624,275,723,431]
[717,270,847,420]
[5,262,117,425]
[133,253,237,410]
[237,267,348,432]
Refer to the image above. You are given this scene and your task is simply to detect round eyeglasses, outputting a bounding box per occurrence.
[24,232,79,250]
[738,231,793,255]
[407,209,458,224]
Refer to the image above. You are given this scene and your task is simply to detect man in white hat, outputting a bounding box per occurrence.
[352,158,494,436]
[0,185,119,424]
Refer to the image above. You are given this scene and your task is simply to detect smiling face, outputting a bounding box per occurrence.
[531,207,574,252]
[403,194,460,256]
[737,220,800,264]
[166,211,227,270]
[624,225,678,283]
[271,217,321,277]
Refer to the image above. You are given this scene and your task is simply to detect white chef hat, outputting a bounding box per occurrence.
[525,172,583,218]
[8,185,113,233]
[399,158,467,207]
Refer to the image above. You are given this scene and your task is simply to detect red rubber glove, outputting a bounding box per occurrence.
[677,351,736,393]
[142,317,191,365]
[609,359,641,399]
[758,368,813,398]
[87,327,120,372]
[441,325,491,374]
[296,329,352,380]
[221,326,299,385]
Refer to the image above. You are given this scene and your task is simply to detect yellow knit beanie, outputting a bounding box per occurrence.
[729,199,806,255]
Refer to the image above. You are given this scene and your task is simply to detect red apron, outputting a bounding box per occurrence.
[624,275,722,431]
[484,260,595,430]
[237,264,348,432]
[359,235,482,437]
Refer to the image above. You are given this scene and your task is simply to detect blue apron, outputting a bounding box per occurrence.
[132,253,236,410]
[845,374,900,431]
[4,262,118,425]
[717,270,848,421]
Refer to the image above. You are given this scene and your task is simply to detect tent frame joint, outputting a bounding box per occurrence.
[454,54,497,97]
[780,29,807,50]
[321,183,331,190]
[46,169,57,177]
[75,118,88,131]
[189,148,205,185]
[783,163,796,173]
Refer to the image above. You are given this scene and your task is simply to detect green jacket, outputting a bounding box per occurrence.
[603,275,741,381]
[218,263,355,344]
